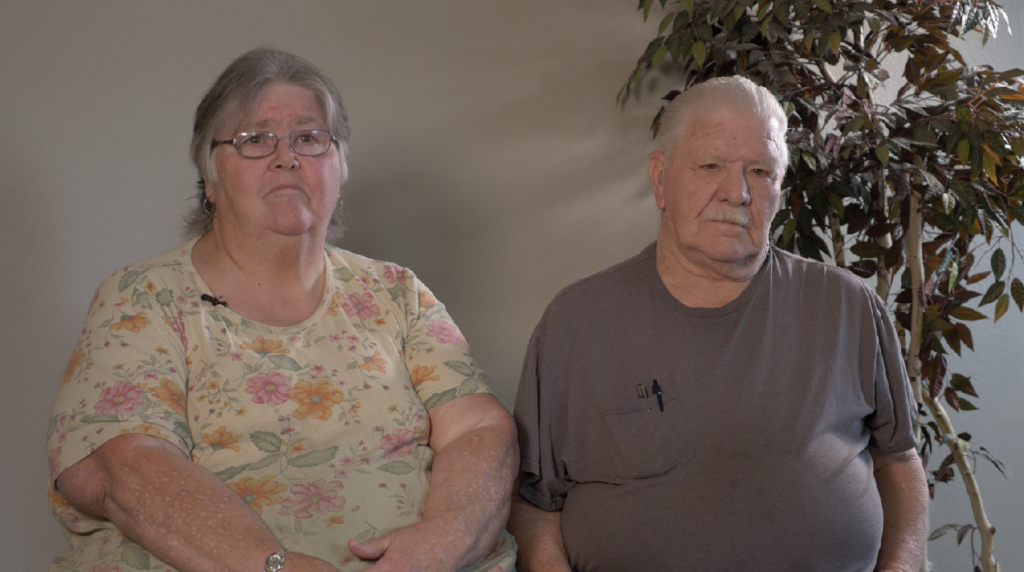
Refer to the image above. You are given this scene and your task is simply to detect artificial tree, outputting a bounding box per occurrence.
[622,1,1021,570]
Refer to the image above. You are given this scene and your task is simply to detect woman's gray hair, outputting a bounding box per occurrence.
[184,47,351,239]
[655,76,790,172]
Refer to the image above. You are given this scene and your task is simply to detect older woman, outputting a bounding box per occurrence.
[47,48,517,572]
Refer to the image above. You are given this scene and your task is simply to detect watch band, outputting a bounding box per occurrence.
[264,549,287,572]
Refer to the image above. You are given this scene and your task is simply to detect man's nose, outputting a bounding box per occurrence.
[717,167,750,205]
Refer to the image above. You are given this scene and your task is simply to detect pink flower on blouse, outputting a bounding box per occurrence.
[93,381,143,415]
[342,292,381,321]
[383,264,406,284]
[246,372,292,406]
[380,428,418,459]
[425,321,463,345]
[278,479,345,519]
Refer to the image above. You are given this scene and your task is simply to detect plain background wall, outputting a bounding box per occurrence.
[1,2,1020,570]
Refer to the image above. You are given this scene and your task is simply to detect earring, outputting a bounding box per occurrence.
[202,196,216,216]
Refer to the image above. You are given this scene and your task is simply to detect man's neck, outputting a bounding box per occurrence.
[654,239,768,308]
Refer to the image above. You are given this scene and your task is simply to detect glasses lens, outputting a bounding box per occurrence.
[236,132,276,158]
[291,130,333,156]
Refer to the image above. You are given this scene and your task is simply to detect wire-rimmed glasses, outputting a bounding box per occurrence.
[212,130,337,158]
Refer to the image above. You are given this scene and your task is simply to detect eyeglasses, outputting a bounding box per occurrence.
[212,130,337,158]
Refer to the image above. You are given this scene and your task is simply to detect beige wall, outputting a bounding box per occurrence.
[1,2,1020,570]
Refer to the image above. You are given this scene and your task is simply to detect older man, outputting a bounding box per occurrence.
[509,76,928,571]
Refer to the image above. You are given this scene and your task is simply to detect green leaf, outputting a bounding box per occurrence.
[79,414,122,424]
[940,193,956,214]
[958,398,978,412]
[250,431,283,454]
[948,261,959,292]
[984,154,996,183]
[155,288,175,307]
[658,13,675,35]
[950,374,979,397]
[801,152,817,171]
[423,387,458,410]
[875,146,889,166]
[118,270,143,293]
[1011,278,1024,310]
[812,0,832,13]
[680,0,693,14]
[1013,138,1024,157]
[444,360,478,377]
[994,294,1010,322]
[267,354,302,372]
[122,544,152,570]
[851,241,888,258]
[782,219,797,246]
[979,281,1005,306]
[692,40,706,67]
[215,464,251,481]
[246,454,283,471]
[333,267,357,282]
[950,307,987,321]
[643,0,654,21]
[955,107,972,127]
[991,248,1006,279]
[378,460,417,475]
[290,447,338,468]
[828,31,841,56]
[957,139,971,165]
[651,45,669,69]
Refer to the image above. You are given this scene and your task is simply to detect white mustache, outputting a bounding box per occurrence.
[704,206,751,226]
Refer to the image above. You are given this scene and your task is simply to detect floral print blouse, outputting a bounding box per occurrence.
[47,239,516,572]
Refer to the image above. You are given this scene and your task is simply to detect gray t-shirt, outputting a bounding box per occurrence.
[514,243,917,572]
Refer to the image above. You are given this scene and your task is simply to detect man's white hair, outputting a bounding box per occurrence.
[655,76,790,171]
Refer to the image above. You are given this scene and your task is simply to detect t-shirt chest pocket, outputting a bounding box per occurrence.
[576,382,696,482]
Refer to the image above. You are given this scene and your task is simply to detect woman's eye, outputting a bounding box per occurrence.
[701,163,718,170]
[245,135,265,145]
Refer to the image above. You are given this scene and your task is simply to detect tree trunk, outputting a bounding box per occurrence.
[905,190,998,572]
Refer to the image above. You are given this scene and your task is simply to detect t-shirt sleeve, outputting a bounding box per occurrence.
[395,269,493,411]
[513,320,571,511]
[47,268,193,531]
[864,290,918,453]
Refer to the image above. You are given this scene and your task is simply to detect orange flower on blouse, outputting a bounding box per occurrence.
[239,336,290,356]
[289,380,345,421]
[61,347,87,385]
[109,312,152,334]
[358,351,388,374]
[409,364,439,386]
[228,475,288,515]
[202,426,242,452]
[139,379,187,417]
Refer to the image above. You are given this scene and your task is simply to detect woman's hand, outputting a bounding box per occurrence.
[348,393,518,571]
[56,433,338,572]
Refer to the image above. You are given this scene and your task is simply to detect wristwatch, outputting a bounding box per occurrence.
[264,549,287,572]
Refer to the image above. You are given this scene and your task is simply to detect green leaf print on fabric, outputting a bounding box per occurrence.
[443,360,477,377]
[333,266,357,282]
[118,270,143,293]
[267,354,303,371]
[458,377,483,396]
[215,465,251,481]
[378,460,417,475]
[422,387,458,410]
[155,288,175,307]
[290,447,338,468]
[79,414,122,424]
[122,544,152,570]
[251,431,283,453]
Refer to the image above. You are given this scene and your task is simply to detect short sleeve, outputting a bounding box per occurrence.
[47,268,193,490]
[864,291,918,453]
[513,319,572,511]
[393,269,492,411]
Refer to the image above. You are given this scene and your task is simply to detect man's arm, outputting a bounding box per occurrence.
[348,393,518,571]
[870,446,929,572]
[56,433,338,572]
[506,478,571,572]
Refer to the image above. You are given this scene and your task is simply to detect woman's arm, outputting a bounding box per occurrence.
[348,392,518,571]
[56,432,338,572]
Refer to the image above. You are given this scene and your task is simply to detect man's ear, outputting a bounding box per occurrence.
[648,151,667,210]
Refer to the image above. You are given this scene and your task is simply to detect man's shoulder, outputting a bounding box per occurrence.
[546,243,654,311]
[771,246,872,295]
